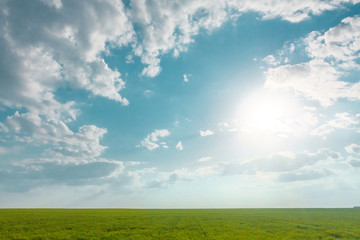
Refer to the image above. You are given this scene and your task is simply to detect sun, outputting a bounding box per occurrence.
[237,90,297,133]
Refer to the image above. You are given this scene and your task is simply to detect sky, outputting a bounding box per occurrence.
[0,0,360,208]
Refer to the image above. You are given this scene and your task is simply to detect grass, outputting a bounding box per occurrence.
[0,208,359,239]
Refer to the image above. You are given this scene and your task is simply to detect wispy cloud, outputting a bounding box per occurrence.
[176,141,183,151]
[311,112,360,138]
[200,130,214,137]
[183,74,190,82]
[197,156,212,162]
[345,144,360,155]
[221,149,341,176]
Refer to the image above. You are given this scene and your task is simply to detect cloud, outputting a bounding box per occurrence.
[127,0,359,77]
[0,0,135,164]
[144,165,221,189]
[345,143,360,155]
[125,55,134,64]
[4,111,107,163]
[311,112,360,137]
[144,89,152,97]
[265,15,360,106]
[197,156,212,162]
[138,129,170,151]
[1,0,359,120]
[221,149,341,175]
[183,74,190,82]
[305,15,360,68]
[176,141,183,151]
[0,0,132,112]
[0,160,126,192]
[0,146,6,155]
[348,159,360,167]
[146,173,178,189]
[0,122,9,133]
[200,130,214,136]
[262,55,280,66]
[277,169,333,182]
[228,0,360,23]
[218,122,238,132]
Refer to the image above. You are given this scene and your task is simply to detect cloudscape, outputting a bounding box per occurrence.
[0,0,360,208]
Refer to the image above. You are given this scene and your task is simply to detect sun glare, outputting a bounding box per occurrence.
[237,90,298,133]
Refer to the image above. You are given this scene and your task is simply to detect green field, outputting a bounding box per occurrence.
[0,208,359,239]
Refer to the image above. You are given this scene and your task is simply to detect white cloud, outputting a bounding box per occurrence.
[0,0,132,113]
[229,0,359,23]
[198,156,212,162]
[265,59,348,106]
[125,55,134,64]
[4,111,108,162]
[127,0,359,77]
[345,143,360,155]
[265,15,360,106]
[1,0,358,124]
[176,141,183,151]
[183,74,190,82]
[218,122,238,132]
[160,142,169,149]
[0,0,134,161]
[138,129,170,151]
[311,112,360,137]
[289,43,295,53]
[200,130,214,137]
[1,0,360,193]
[277,169,333,182]
[305,16,360,67]
[144,89,152,97]
[222,149,341,175]
[262,55,280,66]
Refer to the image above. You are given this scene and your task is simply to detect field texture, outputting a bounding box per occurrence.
[0,208,359,240]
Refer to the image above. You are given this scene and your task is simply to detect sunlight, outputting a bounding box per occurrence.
[237,90,298,134]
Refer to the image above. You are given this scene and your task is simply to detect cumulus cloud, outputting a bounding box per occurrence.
[265,15,360,106]
[1,0,360,194]
[4,111,107,163]
[176,141,183,151]
[1,0,358,123]
[311,112,360,137]
[127,0,359,77]
[0,0,132,112]
[138,129,170,151]
[200,130,214,136]
[1,0,359,116]
[0,0,136,164]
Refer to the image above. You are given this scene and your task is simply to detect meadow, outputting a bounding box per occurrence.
[0,208,359,239]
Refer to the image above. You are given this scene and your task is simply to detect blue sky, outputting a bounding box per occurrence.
[0,0,360,208]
